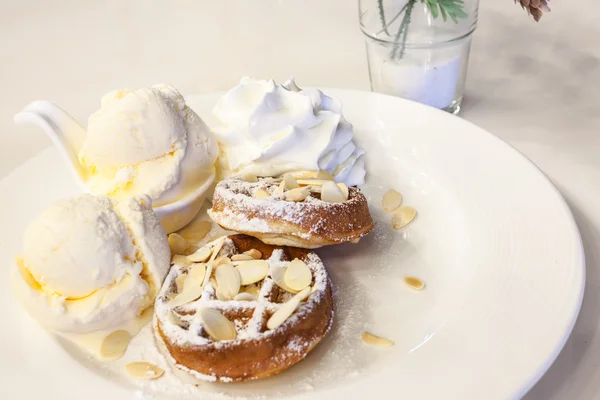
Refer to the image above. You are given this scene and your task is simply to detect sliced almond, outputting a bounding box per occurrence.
[100,330,131,360]
[284,259,312,292]
[243,249,262,259]
[267,287,311,330]
[234,292,255,301]
[172,254,193,269]
[289,170,318,179]
[316,170,335,181]
[209,238,226,262]
[242,173,258,183]
[178,220,212,244]
[169,264,206,307]
[175,273,187,293]
[285,186,311,202]
[166,310,183,326]
[296,179,330,186]
[198,307,236,341]
[283,173,299,190]
[382,189,403,212]
[15,258,42,291]
[231,254,254,261]
[403,276,425,290]
[186,246,212,263]
[125,362,164,380]
[271,266,300,293]
[255,189,271,199]
[392,206,417,230]
[321,181,346,203]
[215,264,241,300]
[362,332,395,347]
[337,183,349,199]
[168,233,190,256]
[202,262,214,288]
[214,255,232,266]
[243,284,261,299]
[273,180,286,195]
[236,260,269,285]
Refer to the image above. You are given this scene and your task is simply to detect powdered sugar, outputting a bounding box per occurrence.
[154,236,330,356]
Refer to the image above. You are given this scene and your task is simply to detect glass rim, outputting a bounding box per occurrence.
[360,25,476,48]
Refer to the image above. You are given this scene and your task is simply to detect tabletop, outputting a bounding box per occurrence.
[1,1,599,399]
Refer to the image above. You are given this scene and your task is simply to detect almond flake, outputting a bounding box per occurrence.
[125,362,164,380]
[100,330,131,360]
[166,310,183,326]
[169,264,206,307]
[209,238,226,262]
[283,173,299,190]
[202,262,214,288]
[316,170,335,181]
[236,260,269,285]
[321,181,346,203]
[267,287,311,330]
[242,173,258,183]
[175,273,186,293]
[243,249,262,259]
[231,254,254,261]
[186,246,212,263]
[382,189,403,212]
[296,179,330,186]
[233,292,255,301]
[284,259,312,292]
[172,254,193,269]
[362,332,395,347]
[168,233,190,256]
[285,186,311,202]
[273,180,285,195]
[392,206,417,230]
[198,307,236,341]
[403,276,425,290]
[215,264,241,300]
[178,220,212,244]
[214,255,232,266]
[271,266,301,293]
[337,183,349,199]
[255,189,271,199]
[243,284,261,298]
[289,170,318,179]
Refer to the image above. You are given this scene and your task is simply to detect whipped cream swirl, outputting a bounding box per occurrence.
[213,77,366,186]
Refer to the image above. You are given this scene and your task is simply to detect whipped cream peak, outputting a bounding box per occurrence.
[213,77,366,186]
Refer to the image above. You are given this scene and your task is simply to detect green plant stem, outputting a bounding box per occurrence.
[377,0,390,35]
[375,1,411,35]
[391,0,416,60]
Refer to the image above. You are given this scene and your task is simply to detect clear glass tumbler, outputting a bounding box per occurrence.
[359,0,479,114]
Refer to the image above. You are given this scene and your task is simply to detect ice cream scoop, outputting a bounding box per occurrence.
[14,84,219,233]
[213,77,366,186]
[11,194,170,334]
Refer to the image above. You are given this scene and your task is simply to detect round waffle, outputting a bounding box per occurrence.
[207,176,375,249]
[153,234,334,382]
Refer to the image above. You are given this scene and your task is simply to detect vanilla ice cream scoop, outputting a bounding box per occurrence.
[213,77,366,186]
[14,84,219,233]
[12,194,170,334]
[80,84,219,208]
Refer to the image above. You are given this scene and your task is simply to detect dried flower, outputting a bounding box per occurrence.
[516,0,551,22]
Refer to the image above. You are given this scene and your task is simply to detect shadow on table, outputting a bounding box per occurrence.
[524,186,600,399]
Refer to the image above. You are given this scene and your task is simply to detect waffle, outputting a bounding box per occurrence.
[153,234,334,382]
[207,176,375,249]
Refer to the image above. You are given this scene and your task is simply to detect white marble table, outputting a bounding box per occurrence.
[1,1,598,398]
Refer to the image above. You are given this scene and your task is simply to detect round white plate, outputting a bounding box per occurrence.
[0,90,584,400]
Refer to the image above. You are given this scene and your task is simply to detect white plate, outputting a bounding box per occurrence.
[0,90,584,400]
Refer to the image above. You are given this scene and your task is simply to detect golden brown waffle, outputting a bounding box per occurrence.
[153,234,334,382]
[207,177,374,249]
